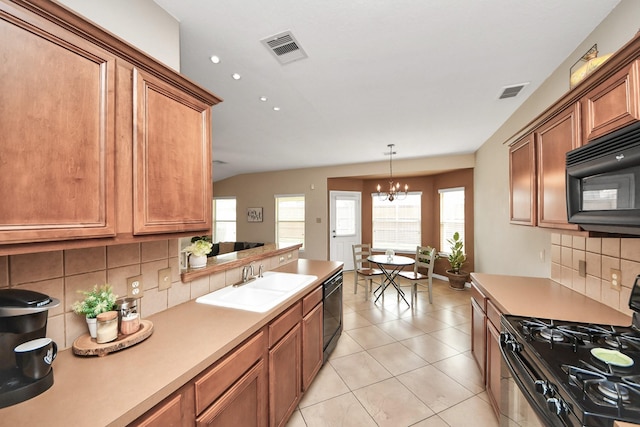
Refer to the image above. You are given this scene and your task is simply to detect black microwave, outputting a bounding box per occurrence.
[566,121,640,235]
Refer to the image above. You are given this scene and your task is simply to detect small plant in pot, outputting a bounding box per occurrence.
[446,232,467,290]
[72,284,118,338]
[184,238,213,269]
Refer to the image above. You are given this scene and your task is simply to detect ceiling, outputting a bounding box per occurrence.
[152,0,620,182]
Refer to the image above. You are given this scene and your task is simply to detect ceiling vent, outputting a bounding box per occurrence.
[261,31,308,65]
[498,82,529,99]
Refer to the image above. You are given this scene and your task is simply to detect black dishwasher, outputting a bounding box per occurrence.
[322,270,343,362]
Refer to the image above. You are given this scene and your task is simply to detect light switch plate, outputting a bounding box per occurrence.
[158,267,172,291]
[578,260,586,278]
[127,275,143,298]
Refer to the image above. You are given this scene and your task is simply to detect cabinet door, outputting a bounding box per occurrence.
[133,68,212,235]
[509,133,536,226]
[131,384,195,427]
[486,320,501,419]
[0,3,116,244]
[583,60,640,142]
[196,360,267,427]
[269,323,301,427]
[470,297,486,382]
[302,302,323,391]
[535,102,581,230]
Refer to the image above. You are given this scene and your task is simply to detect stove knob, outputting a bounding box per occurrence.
[508,340,522,352]
[535,380,556,397]
[546,397,567,415]
[535,380,549,396]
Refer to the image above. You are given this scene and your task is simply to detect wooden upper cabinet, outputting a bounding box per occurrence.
[0,1,221,252]
[535,102,581,230]
[582,60,640,142]
[0,3,116,244]
[133,69,212,235]
[509,133,536,226]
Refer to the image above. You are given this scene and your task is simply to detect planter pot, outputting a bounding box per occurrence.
[86,316,97,339]
[189,254,207,269]
[446,270,468,290]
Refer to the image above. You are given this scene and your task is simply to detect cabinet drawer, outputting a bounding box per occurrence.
[470,282,487,312]
[486,299,502,329]
[269,302,302,347]
[302,286,322,316]
[194,330,266,415]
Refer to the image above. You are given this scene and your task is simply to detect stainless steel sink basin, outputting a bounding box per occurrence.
[196,271,317,312]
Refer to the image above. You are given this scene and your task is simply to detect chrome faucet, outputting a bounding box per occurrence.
[258,264,264,278]
[241,263,254,283]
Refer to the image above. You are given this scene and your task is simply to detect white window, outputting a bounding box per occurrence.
[213,197,236,242]
[275,195,305,249]
[439,187,465,254]
[372,192,421,252]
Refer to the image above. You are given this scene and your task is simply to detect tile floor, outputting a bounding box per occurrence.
[286,272,499,427]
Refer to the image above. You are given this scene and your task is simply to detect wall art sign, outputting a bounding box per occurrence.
[247,207,263,222]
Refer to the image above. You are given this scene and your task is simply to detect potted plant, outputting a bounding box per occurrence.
[184,238,213,269]
[72,284,118,338]
[445,232,467,290]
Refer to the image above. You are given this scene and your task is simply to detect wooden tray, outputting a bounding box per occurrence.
[72,320,154,357]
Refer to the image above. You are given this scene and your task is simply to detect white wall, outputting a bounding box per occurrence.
[57,0,180,71]
[474,0,640,277]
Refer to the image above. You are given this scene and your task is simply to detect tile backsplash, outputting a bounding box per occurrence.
[551,233,640,317]
[0,240,284,351]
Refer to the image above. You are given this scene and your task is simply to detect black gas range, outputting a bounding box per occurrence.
[500,276,640,427]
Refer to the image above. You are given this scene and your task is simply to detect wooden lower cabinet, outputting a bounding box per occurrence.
[486,318,502,417]
[269,324,302,427]
[268,301,303,427]
[196,361,267,427]
[302,287,323,391]
[132,277,334,427]
[470,283,487,382]
[131,383,195,427]
[471,280,502,420]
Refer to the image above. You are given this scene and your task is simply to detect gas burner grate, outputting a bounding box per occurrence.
[520,318,584,350]
[564,362,640,410]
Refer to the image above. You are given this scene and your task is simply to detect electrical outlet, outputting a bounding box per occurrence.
[279,256,284,263]
[127,275,143,298]
[611,268,622,290]
[158,267,172,291]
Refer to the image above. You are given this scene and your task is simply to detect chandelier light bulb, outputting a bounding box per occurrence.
[376,144,408,202]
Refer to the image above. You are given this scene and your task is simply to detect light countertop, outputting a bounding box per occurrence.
[471,272,632,326]
[0,259,342,427]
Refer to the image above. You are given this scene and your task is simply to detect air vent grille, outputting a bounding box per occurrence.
[499,83,529,99]
[261,31,308,65]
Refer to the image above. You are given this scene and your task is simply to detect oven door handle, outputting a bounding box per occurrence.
[500,336,567,427]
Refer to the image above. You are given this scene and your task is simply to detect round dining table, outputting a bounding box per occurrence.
[367,254,415,306]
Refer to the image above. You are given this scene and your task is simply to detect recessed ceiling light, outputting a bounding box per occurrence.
[210,55,220,64]
[259,96,268,102]
[273,107,280,111]
[231,73,241,80]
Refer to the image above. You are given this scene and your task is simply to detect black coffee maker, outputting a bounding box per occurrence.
[0,289,59,408]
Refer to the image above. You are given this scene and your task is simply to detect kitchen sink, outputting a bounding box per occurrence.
[196,271,317,312]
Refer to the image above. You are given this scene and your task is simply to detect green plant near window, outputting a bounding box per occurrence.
[447,232,466,274]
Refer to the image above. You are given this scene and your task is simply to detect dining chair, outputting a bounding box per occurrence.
[352,244,383,300]
[398,246,436,304]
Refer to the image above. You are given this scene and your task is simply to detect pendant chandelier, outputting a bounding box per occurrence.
[377,144,408,202]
